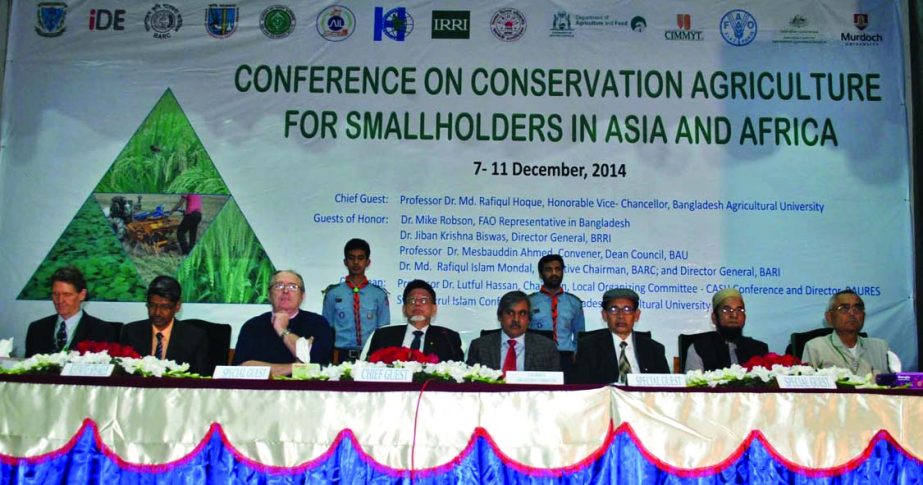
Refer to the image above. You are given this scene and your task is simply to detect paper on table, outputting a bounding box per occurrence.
[295,337,313,363]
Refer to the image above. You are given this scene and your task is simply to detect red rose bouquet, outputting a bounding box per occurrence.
[367,346,440,365]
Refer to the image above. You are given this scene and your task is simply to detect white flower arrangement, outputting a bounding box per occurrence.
[1,350,196,378]
[119,356,190,377]
[285,360,504,383]
[685,364,876,388]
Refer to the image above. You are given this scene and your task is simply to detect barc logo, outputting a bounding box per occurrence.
[318,5,355,41]
[36,2,67,37]
[719,9,757,46]
[205,4,238,39]
[374,6,413,42]
[145,4,182,39]
[432,10,469,39]
[89,9,125,31]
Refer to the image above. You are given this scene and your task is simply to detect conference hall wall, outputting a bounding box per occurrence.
[0,0,915,369]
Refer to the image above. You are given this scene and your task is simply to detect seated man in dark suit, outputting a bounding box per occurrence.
[366,279,464,362]
[684,288,769,372]
[467,290,560,372]
[571,288,669,384]
[25,266,118,357]
[233,270,334,377]
[121,276,209,375]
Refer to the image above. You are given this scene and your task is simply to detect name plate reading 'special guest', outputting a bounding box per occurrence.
[61,363,115,377]
[626,374,687,387]
[213,366,271,380]
[776,375,837,389]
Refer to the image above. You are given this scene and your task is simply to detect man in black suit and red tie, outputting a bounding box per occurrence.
[571,288,670,384]
[466,290,560,372]
[365,279,464,362]
[25,266,119,357]
[120,276,209,375]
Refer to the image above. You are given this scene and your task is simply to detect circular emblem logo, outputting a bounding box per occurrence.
[145,4,182,39]
[261,5,295,39]
[317,5,356,41]
[630,16,646,32]
[719,9,757,46]
[490,8,526,42]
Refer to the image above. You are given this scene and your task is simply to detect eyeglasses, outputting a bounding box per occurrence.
[605,305,636,315]
[146,302,176,312]
[720,307,746,315]
[270,282,302,292]
[406,297,432,305]
[833,303,865,314]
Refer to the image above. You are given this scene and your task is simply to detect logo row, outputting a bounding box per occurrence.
[36,3,884,47]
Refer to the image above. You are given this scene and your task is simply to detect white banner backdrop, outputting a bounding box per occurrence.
[0,1,915,369]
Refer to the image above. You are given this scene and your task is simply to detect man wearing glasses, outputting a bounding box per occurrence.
[571,288,669,384]
[233,270,334,376]
[121,275,209,375]
[365,279,464,362]
[684,288,768,372]
[802,289,891,375]
[466,290,560,372]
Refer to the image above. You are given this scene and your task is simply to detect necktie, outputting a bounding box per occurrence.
[154,332,164,359]
[55,320,68,352]
[410,330,423,351]
[345,277,369,347]
[502,340,517,374]
[618,341,632,384]
[540,286,563,343]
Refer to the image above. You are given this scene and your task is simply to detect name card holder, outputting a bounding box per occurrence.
[626,373,687,387]
[61,363,115,377]
[776,375,837,389]
[505,371,564,385]
[213,365,271,380]
[354,367,413,382]
[0,358,19,370]
[291,363,321,379]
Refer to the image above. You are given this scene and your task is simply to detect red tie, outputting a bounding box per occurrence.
[541,286,563,343]
[345,276,369,346]
[502,340,517,374]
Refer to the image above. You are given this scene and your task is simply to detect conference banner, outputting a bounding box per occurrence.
[0,1,915,368]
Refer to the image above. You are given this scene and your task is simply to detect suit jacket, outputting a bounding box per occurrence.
[570,330,670,384]
[25,311,119,357]
[367,324,464,363]
[690,331,768,371]
[120,319,210,375]
[466,332,561,372]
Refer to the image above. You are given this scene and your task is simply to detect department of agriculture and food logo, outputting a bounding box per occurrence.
[145,4,182,39]
[630,16,646,32]
[205,4,238,39]
[36,2,67,37]
[550,10,572,38]
[490,8,526,42]
[318,5,355,41]
[719,9,757,46]
[260,6,295,39]
[373,6,413,42]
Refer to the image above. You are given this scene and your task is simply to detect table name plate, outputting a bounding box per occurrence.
[776,375,837,389]
[504,371,564,385]
[61,363,115,377]
[626,373,687,387]
[213,366,271,380]
[353,367,413,382]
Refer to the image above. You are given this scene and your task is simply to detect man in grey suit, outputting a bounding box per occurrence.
[466,291,561,372]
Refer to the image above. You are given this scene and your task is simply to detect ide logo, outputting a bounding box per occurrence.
[89,9,126,31]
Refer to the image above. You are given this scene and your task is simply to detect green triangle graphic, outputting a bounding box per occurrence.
[20,89,276,303]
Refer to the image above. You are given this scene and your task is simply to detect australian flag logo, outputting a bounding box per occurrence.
[36,2,67,37]
[205,4,238,38]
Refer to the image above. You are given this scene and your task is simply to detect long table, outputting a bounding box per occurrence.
[1,375,921,483]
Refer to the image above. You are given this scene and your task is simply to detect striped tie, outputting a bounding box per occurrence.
[618,341,631,384]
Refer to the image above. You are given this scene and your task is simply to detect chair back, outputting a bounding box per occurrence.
[183,319,232,375]
[677,332,713,372]
[789,328,867,360]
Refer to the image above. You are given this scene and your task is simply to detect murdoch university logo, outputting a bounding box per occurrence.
[432,10,469,39]
[719,9,757,46]
[260,5,295,39]
[373,6,413,42]
[490,8,526,42]
[318,5,355,41]
[145,4,182,39]
[205,4,238,39]
[36,2,67,37]
[854,13,868,31]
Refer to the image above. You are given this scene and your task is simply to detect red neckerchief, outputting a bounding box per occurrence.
[346,276,369,346]
[541,286,564,343]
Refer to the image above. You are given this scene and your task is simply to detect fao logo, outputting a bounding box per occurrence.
[719,9,757,46]
[490,8,526,42]
[318,5,355,41]
[145,4,183,39]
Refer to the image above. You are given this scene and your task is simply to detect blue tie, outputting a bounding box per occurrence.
[410,330,423,351]
[154,332,164,359]
[55,320,68,352]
